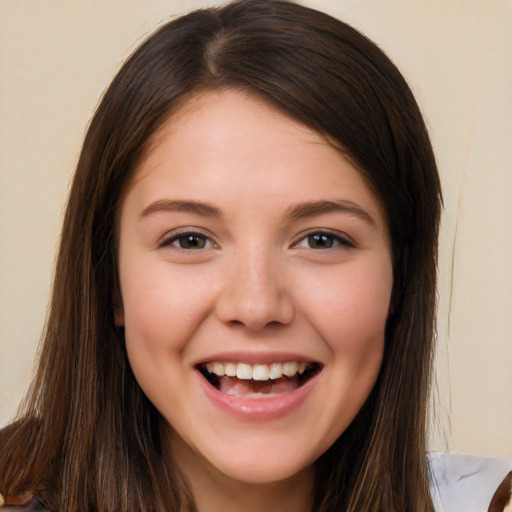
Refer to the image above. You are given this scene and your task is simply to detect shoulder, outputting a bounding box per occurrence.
[429,452,512,512]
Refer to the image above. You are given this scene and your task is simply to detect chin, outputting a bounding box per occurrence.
[213,456,315,486]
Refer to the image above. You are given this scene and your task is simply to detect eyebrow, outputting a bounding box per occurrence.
[138,198,375,226]
[286,200,376,226]
[138,199,222,220]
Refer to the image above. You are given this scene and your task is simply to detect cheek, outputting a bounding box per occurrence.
[120,267,212,408]
[121,287,177,390]
[119,263,209,372]
[290,261,392,457]
[303,259,393,354]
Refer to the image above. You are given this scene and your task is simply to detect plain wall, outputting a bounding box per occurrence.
[1,0,511,457]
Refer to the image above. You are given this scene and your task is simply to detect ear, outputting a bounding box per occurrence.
[113,289,125,327]
[112,279,124,326]
[114,307,125,327]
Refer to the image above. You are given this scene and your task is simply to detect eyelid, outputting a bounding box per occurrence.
[158,227,218,250]
[291,229,355,249]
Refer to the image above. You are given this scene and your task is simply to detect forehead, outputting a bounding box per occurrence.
[125,89,386,228]
[143,89,328,172]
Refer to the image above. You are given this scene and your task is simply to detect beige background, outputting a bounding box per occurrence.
[1,1,511,457]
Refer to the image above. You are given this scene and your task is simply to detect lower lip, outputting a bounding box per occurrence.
[196,371,320,422]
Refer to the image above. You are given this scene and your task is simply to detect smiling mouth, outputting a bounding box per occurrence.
[198,361,322,398]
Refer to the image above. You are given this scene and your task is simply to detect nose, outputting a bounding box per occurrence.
[215,249,295,331]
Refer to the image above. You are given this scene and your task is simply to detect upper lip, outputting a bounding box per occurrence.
[193,351,321,366]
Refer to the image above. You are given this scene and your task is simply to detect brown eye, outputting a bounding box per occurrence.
[294,231,354,250]
[307,234,335,249]
[177,234,207,249]
[160,232,215,250]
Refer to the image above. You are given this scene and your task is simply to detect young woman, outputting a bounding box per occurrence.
[0,0,485,510]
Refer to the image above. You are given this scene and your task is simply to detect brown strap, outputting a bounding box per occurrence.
[1,492,34,506]
[488,471,512,512]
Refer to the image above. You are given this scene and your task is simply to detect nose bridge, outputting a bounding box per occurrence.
[215,243,295,330]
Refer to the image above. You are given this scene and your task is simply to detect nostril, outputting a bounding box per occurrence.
[214,268,295,330]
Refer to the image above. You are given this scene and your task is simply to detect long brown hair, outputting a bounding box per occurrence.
[0,1,441,510]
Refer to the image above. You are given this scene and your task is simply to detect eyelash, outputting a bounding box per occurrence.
[158,229,354,252]
[293,231,354,250]
[159,230,216,251]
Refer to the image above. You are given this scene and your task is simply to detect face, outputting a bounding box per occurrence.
[116,90,393,489]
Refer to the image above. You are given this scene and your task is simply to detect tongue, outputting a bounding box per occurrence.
[219,376,298,397]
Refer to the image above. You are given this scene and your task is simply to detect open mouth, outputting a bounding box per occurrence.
[198,361,322,398]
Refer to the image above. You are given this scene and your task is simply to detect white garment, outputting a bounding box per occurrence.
[429,452,512,512]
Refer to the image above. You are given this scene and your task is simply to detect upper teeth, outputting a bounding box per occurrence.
[204,361,308,381]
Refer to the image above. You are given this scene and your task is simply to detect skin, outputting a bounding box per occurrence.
[116,90,393,512]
